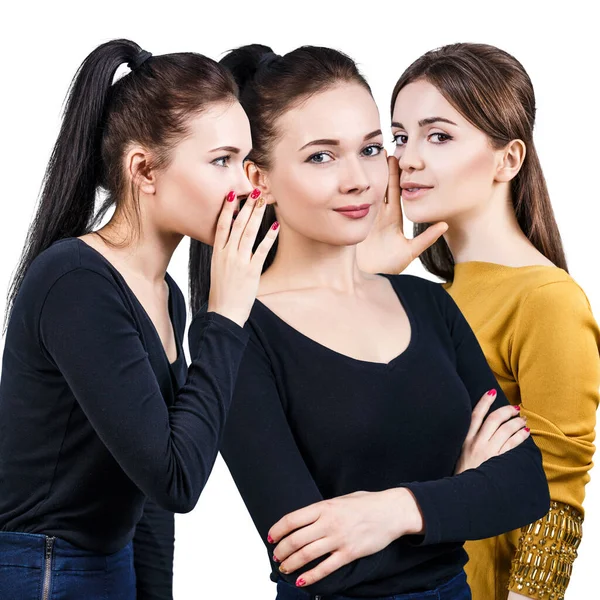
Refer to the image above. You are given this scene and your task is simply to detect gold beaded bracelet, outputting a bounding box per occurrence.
[508,501,583,600]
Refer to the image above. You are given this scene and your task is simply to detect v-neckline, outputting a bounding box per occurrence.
[71,237,182,368]
[254,273,418,370]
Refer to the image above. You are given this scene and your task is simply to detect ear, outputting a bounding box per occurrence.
[495,139,526,183]
[125,146,156,195]
[245,161,276,205]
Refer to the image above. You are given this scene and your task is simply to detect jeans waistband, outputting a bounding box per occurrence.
[0,531,131,571]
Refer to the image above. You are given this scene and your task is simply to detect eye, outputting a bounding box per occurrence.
[429,133,452,144]
[361,143,384,157]
[392,133,408,146]
[212,155,231,167]
[306,152,333,164]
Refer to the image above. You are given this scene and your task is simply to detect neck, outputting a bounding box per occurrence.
[263,225,368,296]
[96,206,182,284]
[443,187,537,267]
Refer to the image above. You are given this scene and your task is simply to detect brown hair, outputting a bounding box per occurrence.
[391,43,567,281]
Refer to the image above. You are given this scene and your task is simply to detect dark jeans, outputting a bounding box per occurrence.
[276,570,472,600]
[0,531,135,599]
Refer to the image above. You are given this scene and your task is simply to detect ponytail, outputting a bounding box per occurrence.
[5,39,237,329]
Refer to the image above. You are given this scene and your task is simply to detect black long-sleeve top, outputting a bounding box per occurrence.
[0,237,248,583]
[208,274,550,596]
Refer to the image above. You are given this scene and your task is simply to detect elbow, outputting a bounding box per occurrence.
[150,484,204,514]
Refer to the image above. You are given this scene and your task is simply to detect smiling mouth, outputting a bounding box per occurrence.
[333,204,371,219]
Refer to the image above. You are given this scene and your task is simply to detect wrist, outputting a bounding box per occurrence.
[206,303,246,328]
[382,488,425,538]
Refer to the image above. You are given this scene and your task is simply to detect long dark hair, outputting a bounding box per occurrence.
[391,43,568,281]
[5,38,237,330]
[189,44,372,314]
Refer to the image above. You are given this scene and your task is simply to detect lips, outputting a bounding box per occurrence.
[333,204,371,219]
[400,184,433,201]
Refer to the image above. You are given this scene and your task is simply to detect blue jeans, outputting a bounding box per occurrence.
[276,570,472,600]
[0,531,135,599]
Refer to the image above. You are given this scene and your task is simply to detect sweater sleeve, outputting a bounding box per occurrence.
[39,267,249,514]
[506,281,599,598]
[213,330,386,595]
[401,285,551,545]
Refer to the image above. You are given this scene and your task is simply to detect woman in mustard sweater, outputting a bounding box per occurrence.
[356,43,600,599]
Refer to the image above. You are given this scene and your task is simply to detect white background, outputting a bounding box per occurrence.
[0,1,598,597]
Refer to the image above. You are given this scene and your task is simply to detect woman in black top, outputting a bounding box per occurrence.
[184,45,550,599]
[0,39,278,599]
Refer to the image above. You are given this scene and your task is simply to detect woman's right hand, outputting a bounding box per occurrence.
[455,389,530,474]
[207,189,279,327]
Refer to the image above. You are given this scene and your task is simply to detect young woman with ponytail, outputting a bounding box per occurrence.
[181,44,550,600]
[357,43,600,600]
[0,39,278,599]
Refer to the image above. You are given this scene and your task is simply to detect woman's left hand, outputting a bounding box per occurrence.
[267,488,424,587]
[356,155,448,275]
[508,592,530,599]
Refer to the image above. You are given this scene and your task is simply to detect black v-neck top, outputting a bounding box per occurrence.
[207,274,550,596]
[0,238,248,559]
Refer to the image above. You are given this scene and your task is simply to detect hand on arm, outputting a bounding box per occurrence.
[455,389,530,474]
[268,488,424,587]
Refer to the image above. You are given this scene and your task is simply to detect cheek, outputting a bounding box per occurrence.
[405,146,496,222]
[155,165,226,242]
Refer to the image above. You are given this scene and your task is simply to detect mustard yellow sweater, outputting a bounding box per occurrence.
[445,262,600,600]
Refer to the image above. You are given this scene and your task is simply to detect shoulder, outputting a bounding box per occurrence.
[19,238,122,311]
[515,269,593,316]
[383,273,456,311]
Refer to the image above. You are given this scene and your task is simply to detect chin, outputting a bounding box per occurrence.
[402,204,447,226]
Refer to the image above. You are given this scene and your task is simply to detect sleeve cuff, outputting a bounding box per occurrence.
[189,309,250,347]
[508,501,583,600]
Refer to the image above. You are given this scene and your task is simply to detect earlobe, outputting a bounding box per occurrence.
[495,139,526,183]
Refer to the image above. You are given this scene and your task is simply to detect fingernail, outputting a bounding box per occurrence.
[487,389,496,396]
[271,221,279,230]
[273,554,279,563]
[296,578,306,587]
[279,565,288,574]
[227,191,236,202]
[514,405,521,411]
[250,188,261,200]
[267,535,274,544]
[525,427,530,433]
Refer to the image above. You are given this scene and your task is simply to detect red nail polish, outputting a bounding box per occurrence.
[250,188,261,199]
[227,191,236,202]
[267,535,274,544]
[273,554,279,563]
[271,221,279,230]
[514,405,521,411]
[487,389,496,396]
[296,578,306,587]
[525,427,530,433]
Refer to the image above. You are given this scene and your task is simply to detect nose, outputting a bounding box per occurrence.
[339,156,370,195]
[396,139,424,173]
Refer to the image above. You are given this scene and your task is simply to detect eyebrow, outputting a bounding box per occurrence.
[298,129,383,151]
[209,146,242,153]
[391,117,458,129]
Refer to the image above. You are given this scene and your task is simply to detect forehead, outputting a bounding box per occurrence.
[185,100,252,149]
[392,79,463,125]
[277,83,380,145]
